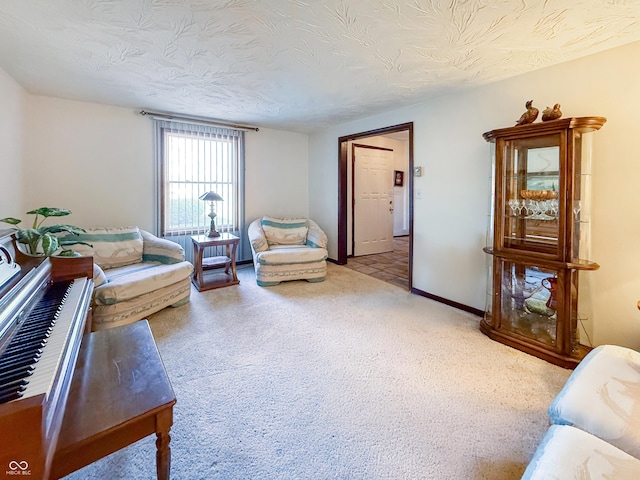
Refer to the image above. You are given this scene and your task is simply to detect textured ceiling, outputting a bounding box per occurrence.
[0,0,639,132]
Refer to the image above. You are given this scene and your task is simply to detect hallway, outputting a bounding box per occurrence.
[345,236,409,290]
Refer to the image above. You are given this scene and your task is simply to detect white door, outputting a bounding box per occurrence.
[353,146,394,256]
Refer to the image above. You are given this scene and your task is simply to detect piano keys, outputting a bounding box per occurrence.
[0,232,93,479]
[0,280,73,404]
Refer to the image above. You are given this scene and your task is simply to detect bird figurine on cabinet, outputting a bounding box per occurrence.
[542,103,562,121]
[515,100,539,125]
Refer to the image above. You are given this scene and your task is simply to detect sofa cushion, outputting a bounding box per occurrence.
[93,261,193,305]
[548,344,640,458]
[64,226,144,269]
[261,217,308,246]
[256,245,327,266]
[522,425,640,479]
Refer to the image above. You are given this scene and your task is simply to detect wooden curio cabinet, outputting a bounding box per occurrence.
[481,117,606,368]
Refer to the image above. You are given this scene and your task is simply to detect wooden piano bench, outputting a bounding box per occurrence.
[51,320,176,480]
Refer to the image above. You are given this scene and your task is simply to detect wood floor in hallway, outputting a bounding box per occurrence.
[344,236,409,290]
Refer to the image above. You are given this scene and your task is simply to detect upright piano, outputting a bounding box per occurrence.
[0,231,93,479]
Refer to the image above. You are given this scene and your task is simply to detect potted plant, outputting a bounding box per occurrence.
[0,207,90,257]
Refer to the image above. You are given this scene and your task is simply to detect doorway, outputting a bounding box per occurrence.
[338,123,413,290]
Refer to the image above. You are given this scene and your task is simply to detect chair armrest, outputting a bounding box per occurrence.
[306,219,327,249]
[140,229,186,264]
[93,263,108,287]
[248,219,269,254]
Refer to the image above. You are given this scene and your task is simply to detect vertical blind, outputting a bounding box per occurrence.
[153,119,246,263]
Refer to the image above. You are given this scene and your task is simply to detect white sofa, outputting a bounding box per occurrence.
[522,424,640,479]
[248,216,328,286]
[523,344,640,479]
[63,227,193,330]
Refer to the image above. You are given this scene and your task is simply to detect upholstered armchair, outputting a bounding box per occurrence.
[248,216,328,286]
[61,227,193,330]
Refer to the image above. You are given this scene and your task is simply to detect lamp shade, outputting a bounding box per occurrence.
[199,191,223,202]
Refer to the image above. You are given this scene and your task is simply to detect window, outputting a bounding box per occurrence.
[153,120,245,261]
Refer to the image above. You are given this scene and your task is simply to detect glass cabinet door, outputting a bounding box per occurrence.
[497,259,559,348]
[500,134,563,257]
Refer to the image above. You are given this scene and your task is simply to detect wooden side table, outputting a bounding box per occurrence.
[191,233,240,292]
[51,320,176,480]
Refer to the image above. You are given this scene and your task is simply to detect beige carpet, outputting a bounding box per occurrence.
[66,263,571,480]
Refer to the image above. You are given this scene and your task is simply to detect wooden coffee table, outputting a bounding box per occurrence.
[51,320,176,480]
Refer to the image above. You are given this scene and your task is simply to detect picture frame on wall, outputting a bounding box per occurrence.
[394,170,404,187]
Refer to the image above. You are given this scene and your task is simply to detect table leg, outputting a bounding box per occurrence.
[156,410,173,480]
[193,244,203,288]
[230,241,238,282]
[192,244,197,282]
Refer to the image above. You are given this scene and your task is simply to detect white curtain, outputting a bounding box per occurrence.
[152,119,247,263]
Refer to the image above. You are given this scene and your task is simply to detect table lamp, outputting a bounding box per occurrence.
[199,191,223,237]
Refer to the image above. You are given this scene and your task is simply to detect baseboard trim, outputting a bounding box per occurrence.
[410,287,484,317]
[330,259,483,317]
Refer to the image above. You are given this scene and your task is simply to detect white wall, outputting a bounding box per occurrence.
[309,40,640,350]
[0,67,26,219]
[310,100,488,306]
[24,96,154,230]
[19,96,309,240]
[244,127,309,224]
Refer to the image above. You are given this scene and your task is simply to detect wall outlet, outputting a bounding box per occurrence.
[415,188,423,199]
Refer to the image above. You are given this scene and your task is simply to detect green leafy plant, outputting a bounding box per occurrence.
[1,207,91,257]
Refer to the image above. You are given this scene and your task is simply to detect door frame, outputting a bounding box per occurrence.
[338,122,414,289]
[351,143,395,257]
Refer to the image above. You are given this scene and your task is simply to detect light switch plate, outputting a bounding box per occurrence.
[414,166,423,177]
